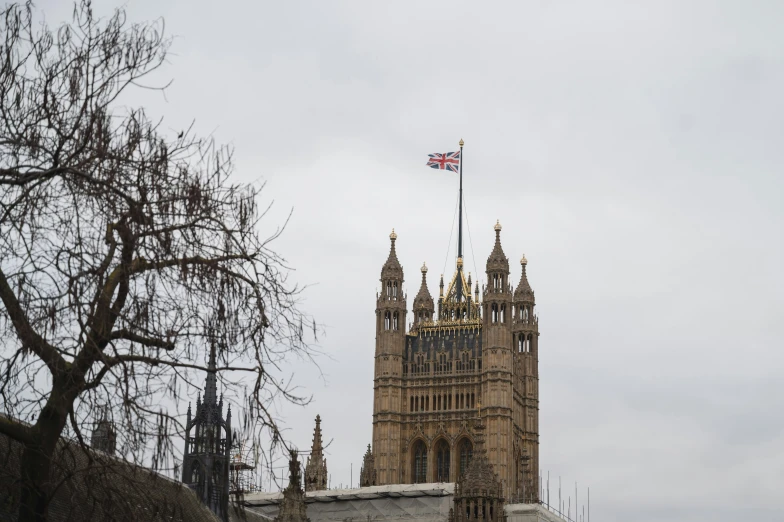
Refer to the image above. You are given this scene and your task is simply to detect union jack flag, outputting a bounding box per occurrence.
[426,151,461,173]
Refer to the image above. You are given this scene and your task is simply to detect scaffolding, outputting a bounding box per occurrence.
[230,438,260,496]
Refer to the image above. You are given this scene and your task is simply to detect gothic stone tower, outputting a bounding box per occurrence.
[371,223,540,501]
[182,345,232,522]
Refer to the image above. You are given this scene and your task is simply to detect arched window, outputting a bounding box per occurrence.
[434,439,450,482]
[386,281,392,296]
[190,462,200,484]
[413,440,427,483]
[393,312,399,331]
[523,306,529,322]
[458,439,473,477]
[384,311,391,330]
[393,282,398,298]
[491,303,498,323]
[500,304,506,323]
[518,334,524,353]
[411,396,414,412]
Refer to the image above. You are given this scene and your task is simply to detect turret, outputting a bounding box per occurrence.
[513,254,538,354]
[412,263,434,327]
[377,229,406,338]
[483,220,512,327]
[511,254,540,502]
[372,229,406,484]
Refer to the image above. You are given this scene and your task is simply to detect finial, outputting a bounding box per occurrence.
[389,229,397,241]
[494,220,502,233]
[520,254,527,266]
[456,256,463,268]
[316,414,321,424]
[421,262,428,274]
[459,138,464,147]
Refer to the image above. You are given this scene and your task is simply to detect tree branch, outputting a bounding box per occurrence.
[109,329,175,350]
[0,266,65,375]
[0,414,35,445]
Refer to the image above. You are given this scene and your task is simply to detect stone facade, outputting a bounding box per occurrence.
[371,223,540,501]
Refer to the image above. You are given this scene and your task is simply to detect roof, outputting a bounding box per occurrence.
[0,429,221,522]
[243,483,455,506]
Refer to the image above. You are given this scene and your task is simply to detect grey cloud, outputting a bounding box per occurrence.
[34,0,784,519]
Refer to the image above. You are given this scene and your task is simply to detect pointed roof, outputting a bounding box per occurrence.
[359,444,376,487]
[305,415,327,492]
[310,415,323,457]
[486,220,509,274]
[413,263,434,311]
[514,254,535,302]
[203,343,218,405]
[443,257,470,304]
[380,229,403,281]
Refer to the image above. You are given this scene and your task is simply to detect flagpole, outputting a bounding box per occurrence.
[458,138,464,261]
[457,138,465,300]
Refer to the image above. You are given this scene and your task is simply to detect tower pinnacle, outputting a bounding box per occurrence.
[304,415,328,492]
[204,343,218,405]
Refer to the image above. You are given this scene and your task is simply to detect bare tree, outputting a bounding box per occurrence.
[0,2,317,521]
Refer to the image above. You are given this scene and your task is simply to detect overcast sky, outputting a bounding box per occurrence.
[37,1,784,521]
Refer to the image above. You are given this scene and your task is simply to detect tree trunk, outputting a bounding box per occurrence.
[18,399,70,522]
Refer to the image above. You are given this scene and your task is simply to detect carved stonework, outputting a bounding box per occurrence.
[304,415,327,492]
[449,419,505,522]
[359,444,377,487]
[276,450,310,522]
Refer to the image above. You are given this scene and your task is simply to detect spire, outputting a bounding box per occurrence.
[413,263,434,318]
[514,254,535,301]
[204,343,218,405]
[439,274,444,297]
[311,415,323,457]
[304,415,328,492]
[486,220,509,274]
[380,229,404,283]
[359,444,377,487]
